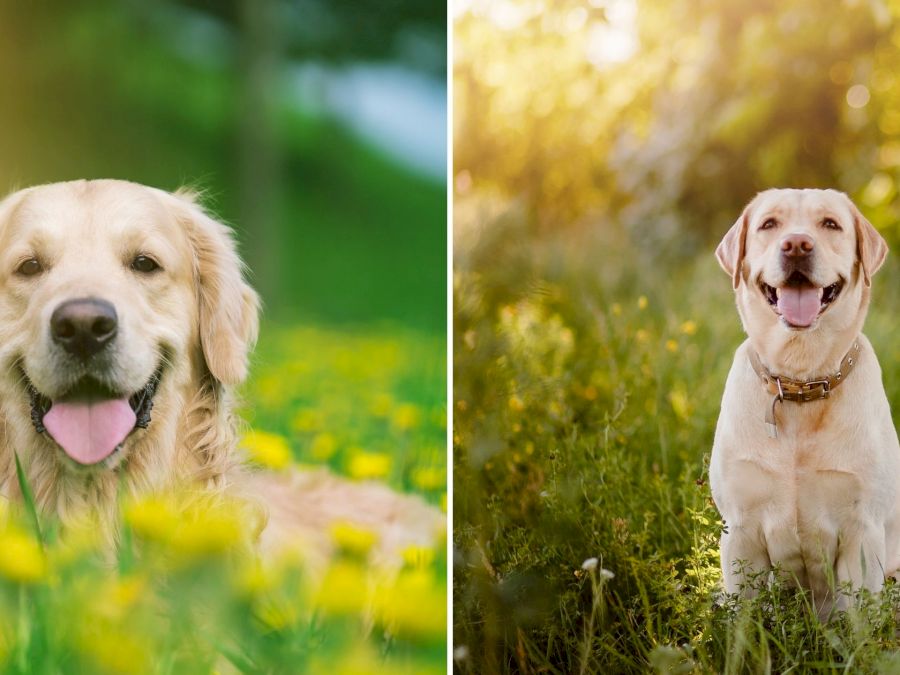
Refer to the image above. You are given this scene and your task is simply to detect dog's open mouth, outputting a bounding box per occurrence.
[759,271,843,329]
[26,366,162,466]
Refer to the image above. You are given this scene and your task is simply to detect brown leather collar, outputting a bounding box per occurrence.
[747,339,860,438]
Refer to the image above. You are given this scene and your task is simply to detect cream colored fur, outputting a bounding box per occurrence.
[0,179,443,561]
[710,188,898,617]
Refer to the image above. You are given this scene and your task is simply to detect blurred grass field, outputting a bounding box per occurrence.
[452,216,900,673]
[0,325,447,675]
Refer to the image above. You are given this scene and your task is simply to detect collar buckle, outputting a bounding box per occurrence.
[803,379,830,399]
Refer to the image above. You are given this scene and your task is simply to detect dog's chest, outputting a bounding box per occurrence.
[731,401,869,565]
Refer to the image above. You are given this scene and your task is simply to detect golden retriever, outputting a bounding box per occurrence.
[710,188,898,617]
[0,179,443,566]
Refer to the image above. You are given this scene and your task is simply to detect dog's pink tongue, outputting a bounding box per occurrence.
[777,286,821,327]
[43,399,135,465]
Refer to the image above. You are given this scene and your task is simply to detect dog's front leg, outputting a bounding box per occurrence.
[834,525,886,607]
[720,524,771,596]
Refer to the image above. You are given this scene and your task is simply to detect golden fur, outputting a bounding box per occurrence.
[0,179,442,563]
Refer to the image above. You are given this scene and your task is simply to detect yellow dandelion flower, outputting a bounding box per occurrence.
[348,451,392,480]
[124,496,179,542]
[411,466,446,491]
[402,545,436,569]
[637,295,648,310]
[508,395,525,412]
[314,560,369,616]
[666,339,679,353]
[331,521,378,557]
[680,320,698,335]
[242,430,292,470]
[391,403,421,431]
[169,508,244,557]
[127,493,258,560]
[669,386,692,422]
[0,528,46,584]
[375,570,446,642]
[309,432,338,461]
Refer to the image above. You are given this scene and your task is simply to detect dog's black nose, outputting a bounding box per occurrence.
[781,233,815,257]
[50,298,118,358]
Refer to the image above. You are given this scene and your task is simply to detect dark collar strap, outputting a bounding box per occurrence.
[747,339,860,438]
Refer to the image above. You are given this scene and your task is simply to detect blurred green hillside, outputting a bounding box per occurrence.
[0,0,446,332]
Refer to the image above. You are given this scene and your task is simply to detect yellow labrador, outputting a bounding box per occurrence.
[710,188,898,615]
[0,179,442,565]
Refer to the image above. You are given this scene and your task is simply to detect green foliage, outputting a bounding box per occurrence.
[453,213,900,673]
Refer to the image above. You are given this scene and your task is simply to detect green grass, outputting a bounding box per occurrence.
[453,214,900,674]
[0,322,447,674]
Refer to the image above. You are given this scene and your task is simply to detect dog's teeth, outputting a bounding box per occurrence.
[774,287,781,299]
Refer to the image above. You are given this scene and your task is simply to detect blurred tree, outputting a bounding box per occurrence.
[455,0,900,255]
[180,0,446,76]
[237,0,282,299]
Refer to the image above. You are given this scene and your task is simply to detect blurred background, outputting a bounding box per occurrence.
[0,0,446,331]
[453,1,900,672]
[455,0,900,252]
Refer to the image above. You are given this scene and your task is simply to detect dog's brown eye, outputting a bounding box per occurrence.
[131,255,161,274]
[822,218,841,230]
[760,218,777,231]
[15,258,43,277]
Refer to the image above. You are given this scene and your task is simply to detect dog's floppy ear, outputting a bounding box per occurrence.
[846,198,888,287]
[165,189,260,384]
[716,202,752,289]
[0,186,34,232]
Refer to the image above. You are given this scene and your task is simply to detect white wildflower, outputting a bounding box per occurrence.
[581,557,599,571]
